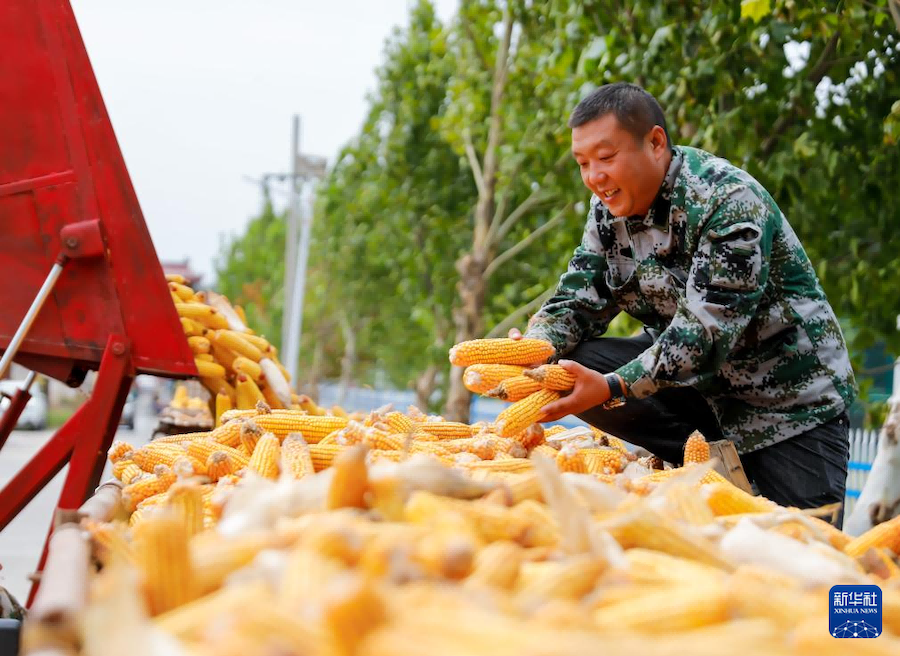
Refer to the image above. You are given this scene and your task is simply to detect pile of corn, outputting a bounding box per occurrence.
[80,394,900,656]
[166,275,295,415]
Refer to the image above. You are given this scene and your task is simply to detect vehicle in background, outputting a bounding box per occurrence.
[0,380,48,430]
[119,387,137,430]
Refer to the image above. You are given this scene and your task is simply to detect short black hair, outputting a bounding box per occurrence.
[568,82,672,150]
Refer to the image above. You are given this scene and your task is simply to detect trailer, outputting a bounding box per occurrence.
[0,0,198,633]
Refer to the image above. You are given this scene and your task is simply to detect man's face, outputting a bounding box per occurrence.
[571,113,669,218]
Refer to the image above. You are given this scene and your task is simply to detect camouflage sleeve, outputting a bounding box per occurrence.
[615,184,775,398]
[523,200,621,356]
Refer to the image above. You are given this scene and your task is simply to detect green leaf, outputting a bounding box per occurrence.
[740,0,771,22]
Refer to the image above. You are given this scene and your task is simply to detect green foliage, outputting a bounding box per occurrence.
[213,196,286,349]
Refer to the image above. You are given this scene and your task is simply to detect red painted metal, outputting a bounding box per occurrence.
[0,0,201,603]
[0,388,32,452]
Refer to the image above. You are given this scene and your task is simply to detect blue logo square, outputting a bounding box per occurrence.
[829,585,882,638]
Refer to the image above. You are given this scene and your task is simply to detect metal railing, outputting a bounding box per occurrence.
[845,428,880,518]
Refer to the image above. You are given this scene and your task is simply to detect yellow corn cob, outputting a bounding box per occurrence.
[260,382,286,410]
[235,374,265,410]
[409,441,453,457]
[176,302,229,329]
[170,291,182,304]
[505,472,544,504]
[495,389,560,438]
[463,364,527,394]
[702,481,777,515]
[133,511,196,615]
[326,445,368,509]
[232,356,263,382]
[252,413,349,442]
[213,329,264,362]
[209,417,247,448]
[194,358,226,378]
[522,364,576,391]
[194,353,215,363]
[544,425,568,438]
[239,419,263,454]
[280,547,347,605]
[168,281,196,302]
[419,421,474,439]
[281,434,315,479]
[179,317,207,337]
[530,444,559,460]
[582,448,628,475]
[214,391,232,428]
[448,338,555,367]
[166,273,187,285]
[513,423,545,450]
[209,340,238,373]
[187,439,250,470]
[111,457,136,480]
[683,430,710,464]
[247,433,281,480]
[131,444,189,473]
[365,432,407,451]
[486,375,543,402]
[167,483,205,536]
[493,437,528,458]
[205,451,235,482]
[593,583,728,633]
[665,483,717,525]
[382,411,416,433]
[844,514,900,558]
[309,444,344,471]
[517,556,605,602]
[464,458,534,474]
[118,462,146,485]
[240,333,274,354]
[187,335,211,355]
[171,454,207,478]
[122,468,178,512]
[555,444,587,473]
[323,574,385,656]
[84,520,134,565]
[108,440,133,463]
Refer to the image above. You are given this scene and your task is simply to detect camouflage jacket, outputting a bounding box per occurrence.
[525,146,857,452]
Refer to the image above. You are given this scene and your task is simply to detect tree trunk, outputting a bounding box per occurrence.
[443,252,488,422]
[414,364,439,413]
[338,313,357,406]
[304,333,326,403]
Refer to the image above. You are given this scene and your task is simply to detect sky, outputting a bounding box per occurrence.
[69,0,459,284]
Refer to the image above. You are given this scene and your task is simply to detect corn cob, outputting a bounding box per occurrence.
[844,514,900,558]
[327,445,369,509]
[522,364,576,391]
[260,382,286,410]
[194,358,226,378]
[513,423,545,450]
[187,335,211,355]
[213,330,264,362]
[122,467,178,511]
[683,430,710,464]
[251,413,349,443]
[495,389,560,438]
[310,444,345,472]
[504,472,544,504]
[463,364,527,394]
[593,583,729,633]
[235,374,265,410]
[205,451,235,482]
[281,434,316,479]
[131,444,189,472]
[544,425,569,438]
[108,440,133,463]
[240,333,274,354]
[187,439,250,470]
[419,421,474,439]
[582,448,628,475]
[118,462,146,485]
[463,458,534,474]
[167,483,205,536]
[176,302,229,329]
[209,340,238,373]
[530,444,560,460]
[448,338,555,367]
[517,556,605,603]
[365,432,407,451]
[84,520,134,565]
[702,482,777,515]
[133,511,197,615]
[168,281,197,302]
[171,454,207,478]
[194,353,215,363]
[239,419,263,454]
[214,391,232,428]
[323,574,386,656]
[232,356,263,382]
[247,433,281,480]
[486,375,543,402]
[555,444,587,473]
[382,411,416,433]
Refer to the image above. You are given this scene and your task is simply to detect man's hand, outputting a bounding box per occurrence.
[507,328,523,340]
[539,360,612,422]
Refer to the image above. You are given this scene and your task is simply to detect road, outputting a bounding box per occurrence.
[0,397,155,604]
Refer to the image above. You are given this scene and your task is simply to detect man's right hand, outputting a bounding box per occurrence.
[508,328,523,340]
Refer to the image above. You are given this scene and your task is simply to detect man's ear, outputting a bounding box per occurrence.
[649,125,668,155]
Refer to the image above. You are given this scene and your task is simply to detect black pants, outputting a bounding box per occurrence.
[570,334,850,523]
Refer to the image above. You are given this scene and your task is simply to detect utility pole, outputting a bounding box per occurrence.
[281,116,301,353]
[278,117,327,386]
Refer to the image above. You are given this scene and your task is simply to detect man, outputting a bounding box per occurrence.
[515,82,856,517]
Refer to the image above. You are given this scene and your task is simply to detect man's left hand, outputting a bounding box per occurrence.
[539,360,612,422]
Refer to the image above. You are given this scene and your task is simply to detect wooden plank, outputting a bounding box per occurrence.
[708,440,754,494]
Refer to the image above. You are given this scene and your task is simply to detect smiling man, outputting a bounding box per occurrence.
[516,82,857,519]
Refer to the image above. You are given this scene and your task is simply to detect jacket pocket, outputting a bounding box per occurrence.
[707,222,762,291]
